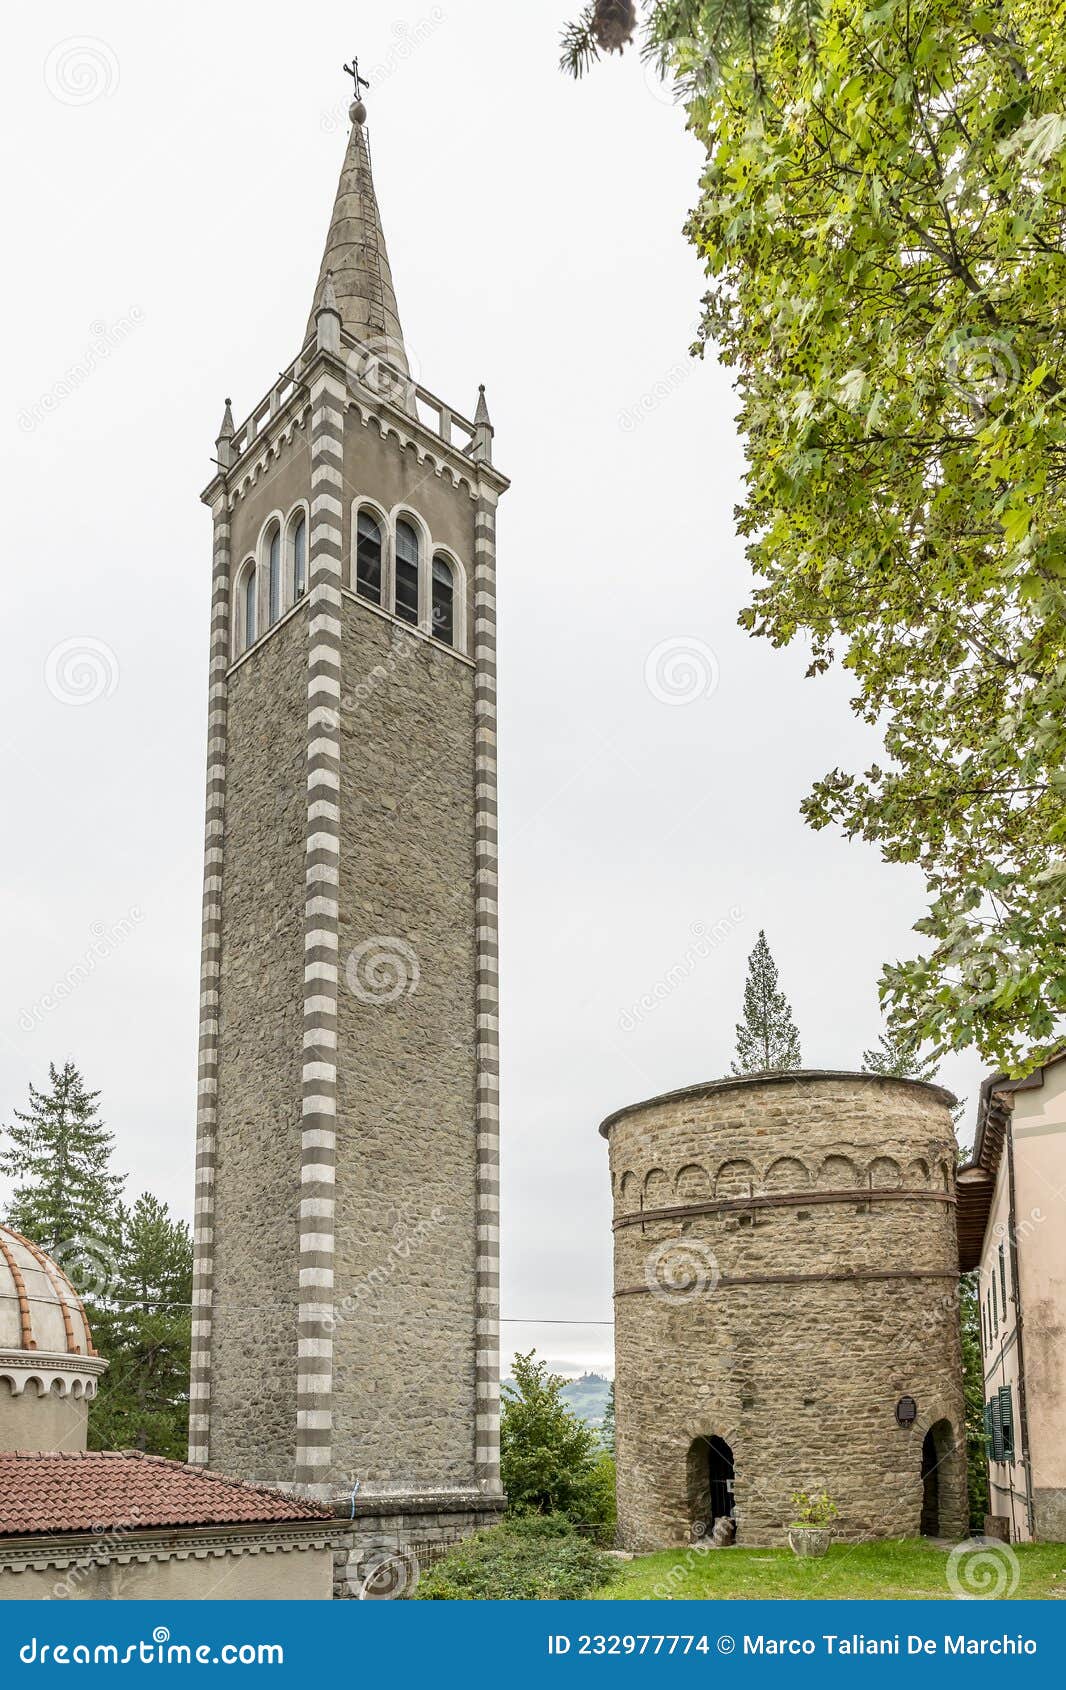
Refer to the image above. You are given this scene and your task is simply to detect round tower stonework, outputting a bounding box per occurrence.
[603,1072,967,1550]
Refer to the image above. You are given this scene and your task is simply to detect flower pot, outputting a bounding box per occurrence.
[788,1526,833,1558]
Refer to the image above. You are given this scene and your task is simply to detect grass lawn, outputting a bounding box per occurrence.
[597,1539,1066,1600]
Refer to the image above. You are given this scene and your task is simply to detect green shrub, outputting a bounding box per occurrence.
[576,1452,617,1544]
[414,1515,617,1601]
[501,1352,602,1517]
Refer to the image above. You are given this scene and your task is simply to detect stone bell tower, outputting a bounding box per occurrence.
[190,74,507,1575]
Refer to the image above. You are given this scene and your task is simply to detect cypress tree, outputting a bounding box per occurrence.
[731,931,802,1074]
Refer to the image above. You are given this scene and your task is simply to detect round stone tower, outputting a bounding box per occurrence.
[0,1225,107,1453]
[602,1072,967,1550]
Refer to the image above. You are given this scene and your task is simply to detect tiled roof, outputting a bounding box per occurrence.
[0,1451,334,1538]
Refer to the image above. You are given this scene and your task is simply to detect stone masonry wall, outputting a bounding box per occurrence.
[211,610,307,1483]
[606,1074,967,1550]
[332,597,479,1488]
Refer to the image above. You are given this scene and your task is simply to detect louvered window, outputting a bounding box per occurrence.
[999,1385,1015,1462]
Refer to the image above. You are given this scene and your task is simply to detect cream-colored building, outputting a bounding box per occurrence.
[0,1223,345,1599]
[958,1051,1066,1542]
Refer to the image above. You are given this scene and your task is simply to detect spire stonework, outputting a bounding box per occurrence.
[304,102,408,368]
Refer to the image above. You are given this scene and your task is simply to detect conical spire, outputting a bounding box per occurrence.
[305,105,408,372]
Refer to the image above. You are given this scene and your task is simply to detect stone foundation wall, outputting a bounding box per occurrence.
[604,1073,968,1551]
[331,1494,505,1599]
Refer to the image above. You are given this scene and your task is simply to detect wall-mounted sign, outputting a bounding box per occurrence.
[896,1395,918,1426]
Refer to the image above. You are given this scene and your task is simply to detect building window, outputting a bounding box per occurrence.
[268,527,282,625]
[356,509,383,605]
[242,566,257,651]
[432,554,455,646]
[292,514,306,600]
[999,1385,1015,1462]
[999,1242,1008,1314]
[394,518,420,626]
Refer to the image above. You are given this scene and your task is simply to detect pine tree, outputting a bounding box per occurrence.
[600,1381,615,1455]
[732,931,802,1074]
[89,1195,193,1459]
[862,1029,941,1083]
[1,1062,124,1260]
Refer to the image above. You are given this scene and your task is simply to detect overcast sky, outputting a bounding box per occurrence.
[2,0,984,1377]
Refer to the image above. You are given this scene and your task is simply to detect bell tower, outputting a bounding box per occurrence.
[190,76,508,1581]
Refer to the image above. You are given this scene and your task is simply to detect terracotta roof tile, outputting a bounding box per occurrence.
[0,1451,334,1538]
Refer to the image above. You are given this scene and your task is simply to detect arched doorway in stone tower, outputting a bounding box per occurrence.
[687,1436,735,1537]
[920,1418,955,1537]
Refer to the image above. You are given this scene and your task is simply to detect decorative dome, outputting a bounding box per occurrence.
[0,1226,106,1403]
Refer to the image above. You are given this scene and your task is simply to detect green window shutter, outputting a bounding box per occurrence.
[999,1385,1015,1462]
[991,1395,1005,1462]
[984,1400,995,1459]
[999,1243,1008,1313]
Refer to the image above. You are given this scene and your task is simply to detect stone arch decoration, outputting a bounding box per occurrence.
[714,1159,758,1199]
[675,1163,712,1202]
[618,1170,638,1208]
[869,1156,903,1188]
[644,1167,670,1206]
[817,1154,861,1189]
[763,1155,811,1191]
[939,1160,954,1192]
[905,1157,931,1187]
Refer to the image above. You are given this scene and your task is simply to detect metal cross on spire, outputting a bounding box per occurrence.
[343,56,370,97]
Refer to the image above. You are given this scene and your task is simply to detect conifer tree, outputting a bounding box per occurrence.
[732,931,802,1075]
[600,1381,615,1455]
[862,1029,941,1083]
[0,1062,124,1258]
[89,1195,193,1459]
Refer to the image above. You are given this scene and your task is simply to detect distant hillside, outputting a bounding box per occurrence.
[501,1370,613,1431]
[562,1373,612,1429]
